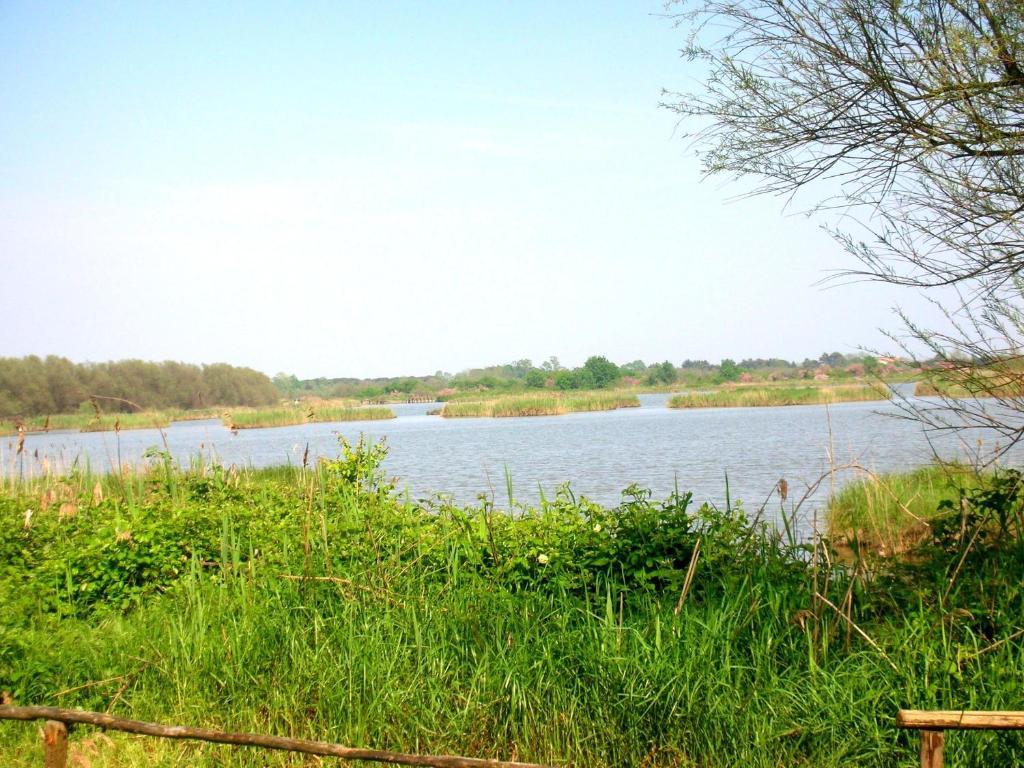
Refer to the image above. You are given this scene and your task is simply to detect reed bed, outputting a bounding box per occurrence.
[224,402,394,429]
[0,411,173,435]
[668,383,891,409]
[222,408,307,429]
[441,391,639,418]
[165,408,222,422]
[439,400,494,417]
[311,405,395,423]
[0,414,86,434]
[78,413,172,432]
[914,378,1024,398]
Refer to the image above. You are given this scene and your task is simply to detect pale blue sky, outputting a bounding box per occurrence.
[0,2,932,378]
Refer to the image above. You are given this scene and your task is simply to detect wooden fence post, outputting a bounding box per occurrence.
[920,729,944,768]
[42,720,68,768]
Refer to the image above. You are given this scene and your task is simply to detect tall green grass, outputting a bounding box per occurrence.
[826,464,977,555]
[2,451,1024,766]
[441,391,640,418]
[668,384,891,409]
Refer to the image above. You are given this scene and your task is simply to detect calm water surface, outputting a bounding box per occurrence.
[5,392,1019,534]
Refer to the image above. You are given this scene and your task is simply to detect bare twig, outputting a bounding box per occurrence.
[815,592,900,672]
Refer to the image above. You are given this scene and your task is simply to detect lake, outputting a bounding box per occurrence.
[4,391,1019,535]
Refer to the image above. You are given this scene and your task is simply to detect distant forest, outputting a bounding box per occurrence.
[0,356,278,418]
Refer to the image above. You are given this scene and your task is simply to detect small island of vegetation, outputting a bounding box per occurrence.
[223,402,395,430]
[668,383,892,409]
[440,391,640,418]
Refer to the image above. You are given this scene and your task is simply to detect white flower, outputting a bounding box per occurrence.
[537,553,550,565]
[592,523,602,533]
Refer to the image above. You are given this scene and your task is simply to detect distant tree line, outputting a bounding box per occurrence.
[274,351,906,401]
[730,353,876,370]
[0,356,279,417]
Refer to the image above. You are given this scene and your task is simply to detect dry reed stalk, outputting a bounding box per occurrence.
[814,592,899,672]
[673,538,702,615]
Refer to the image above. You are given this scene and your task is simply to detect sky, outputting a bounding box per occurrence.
[0,1,940,379]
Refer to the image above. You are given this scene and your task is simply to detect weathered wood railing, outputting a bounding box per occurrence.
[15,703,1023,766]
[897,709,1024,768]
[0,706,550,768]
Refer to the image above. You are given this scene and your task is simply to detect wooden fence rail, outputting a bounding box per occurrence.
[897,709,1024,768]
[0,705,551,768]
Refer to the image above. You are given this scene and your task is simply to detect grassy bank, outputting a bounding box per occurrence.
[0,413,97,434]
[224,403,395,429]
[441,391,640,418]
[668,383,891,409]
[0,410,199,435]
[77,412,173,433]
[0,402,395,432]
[2,444,1024,765]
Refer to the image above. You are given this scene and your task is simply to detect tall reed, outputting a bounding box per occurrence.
[441,391,640,418]
[311,405,395,423]
[668,384,891,409]
[224,402,395,429]
[0,411,173,435]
